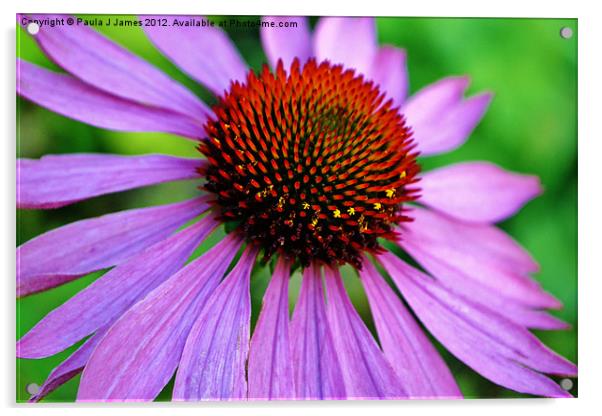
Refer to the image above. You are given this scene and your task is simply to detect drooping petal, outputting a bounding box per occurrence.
[173,245,258,401]
[379,252,576,398]
[366,46,408,108]
[247,257,294,399]
[290,264,346,399]
[144,15,248,96]
[405,206,539,273]
[21,14,209,121]
[17,196,209,297]
[420,162,542,223]
[260,16,312,70]
[313,17,376,75]
[400,207,561,309]
[77,234,242,402]
[17,215,217,358]
[17,60,204,139]
[401,76,492,155]
[18,154,203,209]
[28,327,108,402]
[359,258,462,398]
[323,267,406,399]
[401,239,568,330]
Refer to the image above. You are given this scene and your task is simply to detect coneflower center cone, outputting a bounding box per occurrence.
[199,58,420,268]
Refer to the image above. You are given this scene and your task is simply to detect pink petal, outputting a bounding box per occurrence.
[405,206,539,274]
[29,327,108,402]
[400,207,560,309]
[313,17,376,75]
[17,215,217,358]
[173,245,258,400]
[21,14,209,121]
[359,258,462,398]
[144,15,248,96]
[379,252,576,398]
[324,267,407,399]
[261,17,312,70]
[17,60,204,139]
[18,154,202,209]
[17,196,209,297]
[290,264,346,399]
[420,162,542,223]
[247,257,294,399]
[403,76,469,125]
[77,234,243,402]
[401,76,492,155]
[402,240,568,330]
[366,46,408,108]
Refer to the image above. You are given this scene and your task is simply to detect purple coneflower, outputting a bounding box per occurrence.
[17,15,576,401]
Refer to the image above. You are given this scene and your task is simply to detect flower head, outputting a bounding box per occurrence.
[16,15,576,402]
[201,58,419,267]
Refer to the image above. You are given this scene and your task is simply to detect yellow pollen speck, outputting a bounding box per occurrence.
[374,202,382,210]
[385,188,396,198]
[302,202,310,210]
[333,209,341,218]
[400,171,407,179]
[311,218,318,227]
[262,185,273,197]
[347,207,356,216]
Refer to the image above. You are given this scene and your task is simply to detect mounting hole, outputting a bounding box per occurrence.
[560,27,573,39]
[26,22,40,35]
[560,378,574,391]
[26,383,40,395]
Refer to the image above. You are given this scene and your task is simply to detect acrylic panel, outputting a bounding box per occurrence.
[16,14,578,402]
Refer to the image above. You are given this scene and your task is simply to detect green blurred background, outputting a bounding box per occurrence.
[16,16,577,401]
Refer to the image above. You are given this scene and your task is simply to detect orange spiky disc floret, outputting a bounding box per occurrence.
[199,58,420,268]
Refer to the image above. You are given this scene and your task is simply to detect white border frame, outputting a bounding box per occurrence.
[3,1,600,415]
